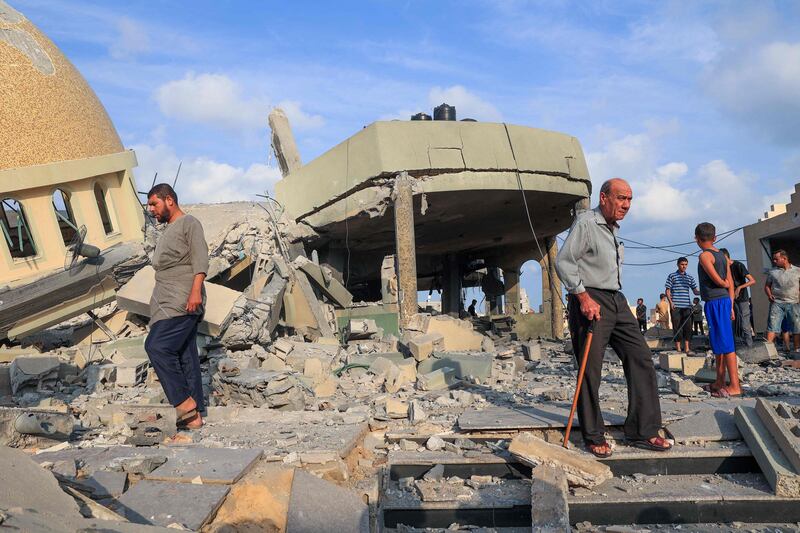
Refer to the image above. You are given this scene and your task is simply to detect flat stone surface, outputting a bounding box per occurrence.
[81,469,128,498]
[146,447,262,484]
[199,408,368,460]
[531,465,569,532]
[382,477,530,510]
[666,408,741,443]
[117,479,229,530]
[286,468,369,533]
[0,445,81,518]
[34,446,175,476]
[458,404,627,431]
[509,432,612,488]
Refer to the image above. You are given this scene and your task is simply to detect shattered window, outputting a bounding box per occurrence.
[1,198,36,258]
[52,188,78,245]
[94,183,115,235]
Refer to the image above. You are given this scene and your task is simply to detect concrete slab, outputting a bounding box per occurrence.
[458,404,627,431]
[116,265,241,336]
[509,432,612,488]
[531,465,570,532]
[417,351,493,380]
[755,398,800,472]
[735,405,800,497]
[286,468,369,533]
[424,315,483,351]
[665,409,741,443]
[146,447,262,485]
[117,480,229,530]
[0,445,82,518]
[296,258,353,308]
[81,469,128,498]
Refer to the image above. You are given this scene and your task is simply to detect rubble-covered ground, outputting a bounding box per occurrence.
[1,202,799,532]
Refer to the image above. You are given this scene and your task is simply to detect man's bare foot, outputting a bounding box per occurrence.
[176,396,197,418]
[711,387,742,398]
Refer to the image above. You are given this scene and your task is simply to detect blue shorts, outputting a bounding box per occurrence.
[705,297,735,355]
[768,302,800,334]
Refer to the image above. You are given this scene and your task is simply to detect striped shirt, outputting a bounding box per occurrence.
[665,271,697,309]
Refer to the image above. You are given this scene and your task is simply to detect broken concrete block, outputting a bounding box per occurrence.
[286,469,369,533]
[417,367,457,391]
[481,337,495,352]
[392,358,417,389]
[368,356,398,377]
[346,318,379,340]
[670,376,704,397]
[409,400,427,424]
[116,265,241,337]
[694,366,730,384]
[81,470,128,499]
[658,351,683,372]
[0,365,10,398]
[735,406,800,497]
[9,355,59,394]
[261,354,290,372]
[295,257,354,308]
[303,357,326,382]
[114,360,149,387]
[681,355,707,377]
[755,398,800,473]
[406,332,444,361]
[426,435,446,451]
[417,352,493,380]
[425,315,483,351]
[531,465,570,532]
[386,398,408,419]
[738,341,779,364]
[118,479,230,530]
[522,341,542,361]
[313,378,338,398]
[508,432,612,488]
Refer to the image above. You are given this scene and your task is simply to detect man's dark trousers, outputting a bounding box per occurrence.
[567,288,662,445]
[145,315,205,413]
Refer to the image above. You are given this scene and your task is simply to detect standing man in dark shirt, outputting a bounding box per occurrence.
[144,184,209,430]
[556,178,671,457]
[720,248,755,347]
[635,298,647,334]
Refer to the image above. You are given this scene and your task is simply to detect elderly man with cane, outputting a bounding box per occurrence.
[556,178,672,457]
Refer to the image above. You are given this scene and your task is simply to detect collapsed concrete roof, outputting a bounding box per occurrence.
[275,119,590,305]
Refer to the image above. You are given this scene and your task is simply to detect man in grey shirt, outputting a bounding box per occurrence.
[764,249,800,352]
[556,178,670,457]
[144,183,209,430]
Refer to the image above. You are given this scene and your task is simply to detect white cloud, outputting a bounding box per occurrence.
[155,73,324,133]
[428,85,502,122]
[109,17,150,59]
[132,143,282,204]
[704,41,800,144]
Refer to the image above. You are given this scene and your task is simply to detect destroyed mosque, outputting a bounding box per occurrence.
[1,2,800,532]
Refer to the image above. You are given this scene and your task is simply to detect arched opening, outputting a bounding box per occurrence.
[1,198,36,258]
[93,183,114,234]
[52,188,78,245]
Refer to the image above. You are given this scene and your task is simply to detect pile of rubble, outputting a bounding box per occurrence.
[2,202,800,531]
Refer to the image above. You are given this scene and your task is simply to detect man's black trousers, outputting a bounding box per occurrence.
[145,314,205,412]
[567,288,663,445]
[672,307,693,343]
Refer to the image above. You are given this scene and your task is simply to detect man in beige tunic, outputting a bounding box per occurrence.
[144,184,208,429]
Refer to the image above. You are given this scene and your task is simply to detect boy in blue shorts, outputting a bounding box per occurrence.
[695,222,741,398]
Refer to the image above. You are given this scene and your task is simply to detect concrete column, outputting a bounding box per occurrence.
[504,267,520,315]
[539,237,564,339]
[394,172,418,329]
[488,267,502,315]
[441,254,461,317]
[268,108,302,177]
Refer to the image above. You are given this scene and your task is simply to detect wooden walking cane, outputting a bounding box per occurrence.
[563,319,596,448]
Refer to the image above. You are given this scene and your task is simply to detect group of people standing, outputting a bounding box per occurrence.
[647,249,800,355]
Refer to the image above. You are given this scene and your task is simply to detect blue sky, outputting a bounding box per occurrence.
[13,0,800,311]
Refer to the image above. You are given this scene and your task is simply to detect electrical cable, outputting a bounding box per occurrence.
[622,228,741,266]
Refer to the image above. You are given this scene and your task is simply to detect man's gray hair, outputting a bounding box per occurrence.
[599,179,614,196]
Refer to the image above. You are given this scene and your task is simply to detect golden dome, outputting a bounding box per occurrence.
[0,1,124,171]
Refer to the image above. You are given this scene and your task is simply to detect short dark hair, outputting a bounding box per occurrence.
[659,293,666,299]
[693,297,700,302]
[677,257,688,265]
[773,249,788,259]
[637,298,643,303]
[720,248,730,259]
[695,222,716,241]
[147,183,178,205]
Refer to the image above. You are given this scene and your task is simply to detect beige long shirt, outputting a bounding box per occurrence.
[149,214,209,326]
